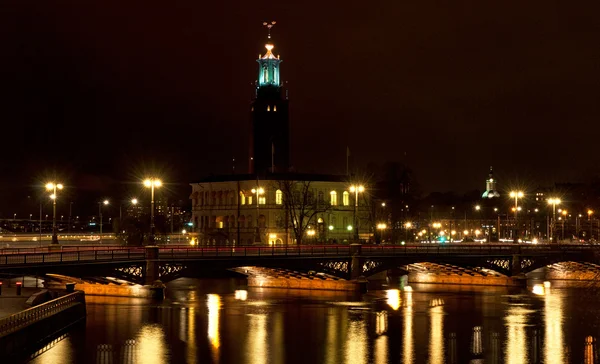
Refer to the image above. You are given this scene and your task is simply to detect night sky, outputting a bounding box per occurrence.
[1,1,599,215]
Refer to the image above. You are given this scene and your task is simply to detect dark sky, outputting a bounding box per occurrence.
[1,1,600,215]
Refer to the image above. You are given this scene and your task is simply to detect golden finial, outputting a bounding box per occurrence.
[262,21,276,39]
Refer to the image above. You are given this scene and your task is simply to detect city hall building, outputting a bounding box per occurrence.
[190,25,371,245]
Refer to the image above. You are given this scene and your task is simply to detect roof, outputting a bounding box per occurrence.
[192,173,349,184]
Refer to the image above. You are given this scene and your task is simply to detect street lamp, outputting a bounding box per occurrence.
[98,200,109,243]
[144,178,162,243]
[251,187,265,243]
[45,182,64,244]
[349,185,365,241]
[588,209,594,241]
[509,191,524,243]
[561,210,568,241]
[547,198,561,243]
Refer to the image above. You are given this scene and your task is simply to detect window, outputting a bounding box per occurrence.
[240,192,246,205]
[276,189,283,205]
[267,105,271,112]
[259,196,266,205]
[247,216,253,228]
[248,196,253,205]
[318,191,324,204]
[274,105,277,112]
[330,191,338,206]
[343,191,350,206]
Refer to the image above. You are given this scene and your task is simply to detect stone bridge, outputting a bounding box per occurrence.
[0,244,598,285]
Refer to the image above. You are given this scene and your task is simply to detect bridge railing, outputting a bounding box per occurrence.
[0,291,85,337]
[0,243,596,266]
[0,248,146,266]
[0,245,124,255]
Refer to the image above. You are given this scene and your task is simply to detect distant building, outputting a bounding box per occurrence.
[481,166,500,199]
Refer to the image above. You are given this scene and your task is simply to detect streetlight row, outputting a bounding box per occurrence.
[44,178,162,244]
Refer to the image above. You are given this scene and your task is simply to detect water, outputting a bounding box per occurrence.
[28,278,600,364]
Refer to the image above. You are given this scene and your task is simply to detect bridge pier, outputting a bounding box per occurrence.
[349,244,364,280]
[144,246,165,299]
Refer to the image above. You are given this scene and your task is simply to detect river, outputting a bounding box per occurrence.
[28,277,600,364]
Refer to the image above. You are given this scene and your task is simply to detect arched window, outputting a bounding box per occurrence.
[238,215,246,228]
[240,192,246,205]
[230,215,236,228]
[318,191,324,204]
[267,105,271,112]
[274,105,277,112]
[330,191,338,206]
[247,215,253,228]
[276,189,283,205]
[343,191,350,206]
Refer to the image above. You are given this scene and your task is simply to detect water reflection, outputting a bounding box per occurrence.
[584,336,596,364]
[374,335,388,364]
[345,314,367,364]
[429,300,445,364]
[136,324,168,364]
[375,311,388,335]
[386,289,400,310]
[325,308,343,364]
[544,285,564,364]
[403,290,414,364]
[207,294,221,363]
[187,307,197,364]
[247,313,268,364]
[505,305,530,364]
[26,278,600,364]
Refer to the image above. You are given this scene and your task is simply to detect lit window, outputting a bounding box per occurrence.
[240,193,246,205]
[267,105,271,112]
[276,189,283,205]
[248,196,253,205]
[330,191,338,206]
[259,196,266,205]
[343,191,350,206]
[274,105,277,112]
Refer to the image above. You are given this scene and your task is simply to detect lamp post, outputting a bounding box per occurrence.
[561,210,568,241]
[144,178,162,243]
[588,210,594,241]
[45,182,64,244]
[547,198,561,243]
[474,205,482,234]
[98,200,109,243]
[509,191,524,243]
[349,185,365,242]
[251,187,264,243]
[405,222,412,242]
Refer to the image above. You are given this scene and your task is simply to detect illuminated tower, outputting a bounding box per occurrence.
[249,21,290,174]
[482,166,500,199]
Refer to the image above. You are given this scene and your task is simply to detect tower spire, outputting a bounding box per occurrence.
[263,21,276,39]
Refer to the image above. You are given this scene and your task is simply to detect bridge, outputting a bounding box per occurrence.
[0,244,598,285]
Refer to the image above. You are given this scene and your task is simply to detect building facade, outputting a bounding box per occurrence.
[190,175,371,245]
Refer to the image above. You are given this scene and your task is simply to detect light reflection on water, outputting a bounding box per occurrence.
[28,279,600,364]
[344,314,368,364]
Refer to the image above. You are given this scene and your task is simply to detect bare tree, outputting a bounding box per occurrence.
[277,180,332,245]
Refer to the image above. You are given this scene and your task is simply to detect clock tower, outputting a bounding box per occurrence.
[249,21,290,175]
